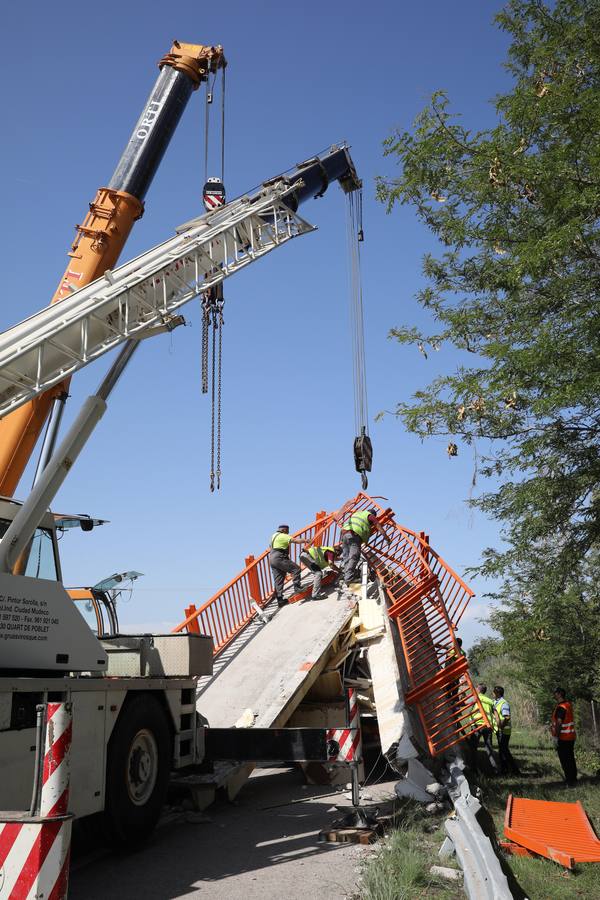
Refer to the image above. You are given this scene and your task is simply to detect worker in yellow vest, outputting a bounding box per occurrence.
[341,506,388,585]
[439,636,466,701]
[469,683,499,774]
[551,687,578,786]
[492,685,521,775]
[269,525,305,608]
[299,545,341,600]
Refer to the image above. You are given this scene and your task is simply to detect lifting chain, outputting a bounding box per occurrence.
[201,295,211,394]
[216,299,223,489]
[205,288,225,492]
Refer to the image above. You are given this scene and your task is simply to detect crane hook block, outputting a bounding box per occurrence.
[354,433,373,475]
[203,178,226,212]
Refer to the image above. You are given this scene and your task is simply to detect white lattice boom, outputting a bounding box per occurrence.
[0,184,315,418]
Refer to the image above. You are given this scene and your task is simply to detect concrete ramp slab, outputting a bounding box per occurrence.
[198,590,356,729]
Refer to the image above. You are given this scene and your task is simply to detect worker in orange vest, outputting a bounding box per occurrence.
[551,687,578,786]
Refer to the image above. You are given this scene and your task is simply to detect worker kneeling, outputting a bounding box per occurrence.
[299,545,341,601]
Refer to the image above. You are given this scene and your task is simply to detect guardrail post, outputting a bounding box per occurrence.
[245,555,263,605]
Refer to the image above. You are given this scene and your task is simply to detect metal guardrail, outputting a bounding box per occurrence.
[442,758,514,899]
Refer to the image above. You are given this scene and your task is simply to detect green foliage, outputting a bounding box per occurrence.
[377,0,600,588]
[487,553,600,713]
[467,636,503,677]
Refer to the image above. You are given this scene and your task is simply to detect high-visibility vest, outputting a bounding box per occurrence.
[494,697,512,735]
[271,532,291,552]
[472,693,494,728]
[445,645,465,666]
[342,510,371,542]
[552,701,576,741]
[308,546,335,569]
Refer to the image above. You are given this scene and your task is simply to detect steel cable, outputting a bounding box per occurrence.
[346,189,369,436]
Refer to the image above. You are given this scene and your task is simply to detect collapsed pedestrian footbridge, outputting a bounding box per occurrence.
[173,491,487,802]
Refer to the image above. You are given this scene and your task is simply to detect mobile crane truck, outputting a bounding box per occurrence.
[0,40,361,848]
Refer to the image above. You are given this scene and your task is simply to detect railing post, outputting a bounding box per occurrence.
[245,555,263,605]
[185,604,200,634]
[313,510,327,546]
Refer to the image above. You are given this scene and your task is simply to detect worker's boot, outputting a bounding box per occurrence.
[277,597,288,608]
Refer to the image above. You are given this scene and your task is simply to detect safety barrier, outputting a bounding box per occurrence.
[0,701,73,900]
[174,491,483,755]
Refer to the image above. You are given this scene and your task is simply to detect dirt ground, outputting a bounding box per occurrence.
[70,767,398,900]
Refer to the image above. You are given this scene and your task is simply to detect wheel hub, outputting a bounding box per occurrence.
[126,729,159,806]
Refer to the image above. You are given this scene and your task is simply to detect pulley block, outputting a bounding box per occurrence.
[203,177,226,212]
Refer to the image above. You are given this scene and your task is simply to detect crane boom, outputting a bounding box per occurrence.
[0,41,225,497]
[0,147,359,421]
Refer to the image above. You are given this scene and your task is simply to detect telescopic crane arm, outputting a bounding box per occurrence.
[0,41,225,498]
[0,146,361,575]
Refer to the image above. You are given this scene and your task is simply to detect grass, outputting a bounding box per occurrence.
[359,804,463,900]
[472,727,600,899]
[359,732,600,900]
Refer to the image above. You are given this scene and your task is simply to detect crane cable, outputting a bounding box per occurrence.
[346,188,372,490]
[201,66,227,491]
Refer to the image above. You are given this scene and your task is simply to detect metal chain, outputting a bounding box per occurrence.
[201,296,210,393]
[209,305,217,492]
[216,301,224,489]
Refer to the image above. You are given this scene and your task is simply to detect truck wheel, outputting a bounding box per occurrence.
[103,694,172,848]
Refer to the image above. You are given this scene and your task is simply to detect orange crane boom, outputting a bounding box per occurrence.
[0,41,225,496]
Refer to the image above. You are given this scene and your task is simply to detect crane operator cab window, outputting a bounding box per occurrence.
[0,519,59,581]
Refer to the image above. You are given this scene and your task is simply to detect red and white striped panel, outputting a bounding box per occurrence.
[0,820,71,900]
[326,727,361,762]
[0,702,73,900]
[327,688,363,762]
[203,193,225,210]
[40,703,72,818]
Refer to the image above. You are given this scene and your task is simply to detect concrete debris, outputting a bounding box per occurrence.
[394,778,432,804]
[234,708,257,728]
[430,864,462,882]
[425,802,445,815]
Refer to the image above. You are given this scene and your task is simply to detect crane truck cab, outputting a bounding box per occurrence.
[0,496,213,847]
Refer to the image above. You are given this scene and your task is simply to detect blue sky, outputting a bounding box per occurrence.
[1,1,514,646]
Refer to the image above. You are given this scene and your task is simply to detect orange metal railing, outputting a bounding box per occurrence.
[173,491,484,755]
[172,510,336,657]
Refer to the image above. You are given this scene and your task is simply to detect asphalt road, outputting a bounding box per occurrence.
[70,767,397,899]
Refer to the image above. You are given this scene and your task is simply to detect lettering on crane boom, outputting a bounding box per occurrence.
[136,99,165,141]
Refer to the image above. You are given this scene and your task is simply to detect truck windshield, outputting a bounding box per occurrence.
[0,519,59,581]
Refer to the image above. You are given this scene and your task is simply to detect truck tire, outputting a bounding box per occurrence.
[103,693,172,848]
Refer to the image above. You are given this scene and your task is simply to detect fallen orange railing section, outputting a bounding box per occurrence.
[173,491,484,756]
[504,795,600,867]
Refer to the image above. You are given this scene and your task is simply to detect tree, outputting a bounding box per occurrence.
[487,552,600,712]
[377,0,600,590]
